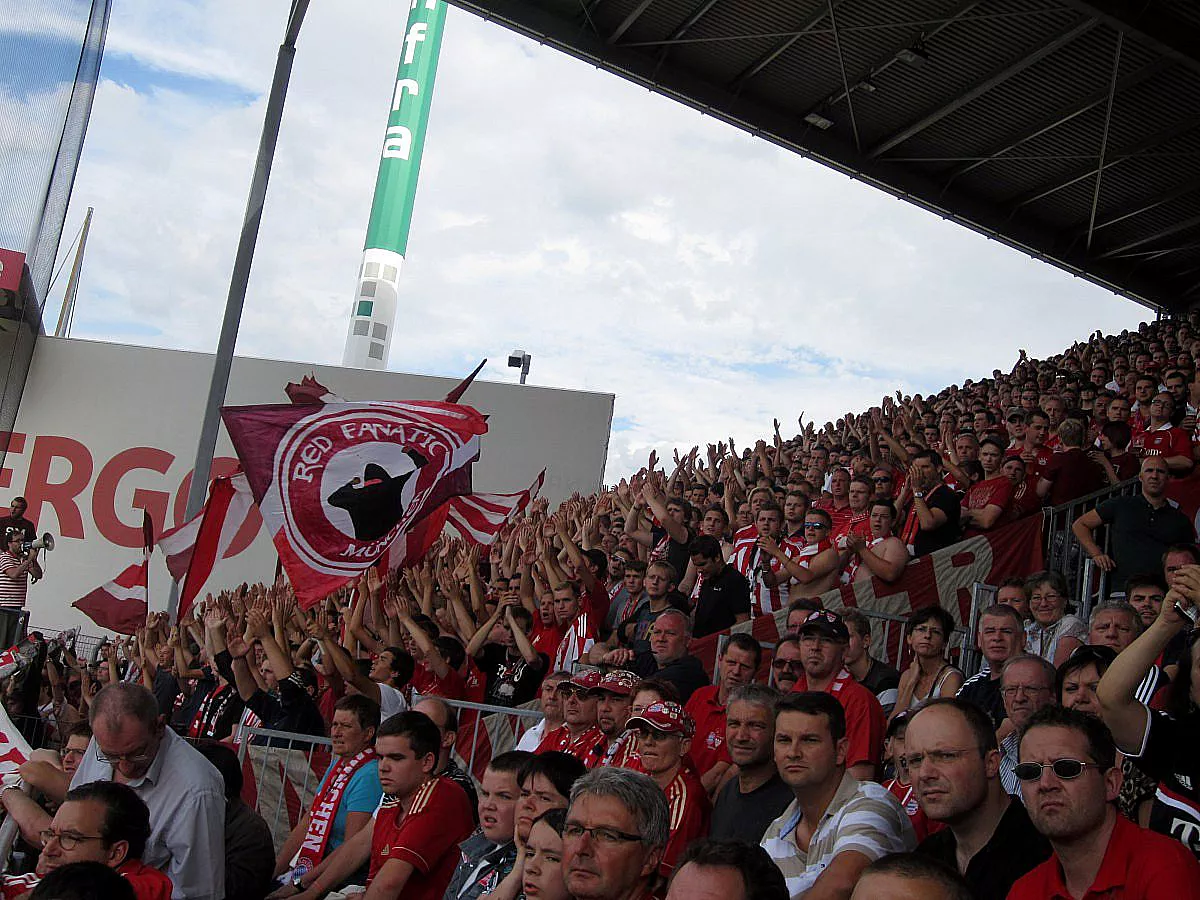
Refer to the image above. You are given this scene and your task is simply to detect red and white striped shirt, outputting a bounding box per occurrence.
[0,552,28,609]
[732,536,802,617]
[553,612,596,671]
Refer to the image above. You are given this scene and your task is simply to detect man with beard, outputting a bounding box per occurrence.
[907,699,1050,900]
[1008,706,1200,898]
[710,684,793,844]
[584,670,639,769]
[791,612,886,782]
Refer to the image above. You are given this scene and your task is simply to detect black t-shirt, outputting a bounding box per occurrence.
[628,652,709,703]
[1096,494,1195,590]
[957,671,1006,729]
[710,773,794,844]
[918,797,1051,900]
[860,657,901,713]
[151,668,180,718]
[1135,708,1200,857]
[912,483,962,557]
[693,564,751,638]
[476,643,548,707]
[650,525,692,581]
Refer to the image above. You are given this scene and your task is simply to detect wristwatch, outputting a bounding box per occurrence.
[913,491,925,499]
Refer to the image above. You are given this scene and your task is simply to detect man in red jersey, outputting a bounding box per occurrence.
[624,701,709,877]
[536,671,606,765]
[1008,706,1200,900]
[684,634,761,794]
[290,711,475,900]
[1132,392,1194,474]
[791,611,886,782]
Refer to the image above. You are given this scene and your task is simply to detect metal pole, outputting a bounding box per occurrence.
[171,0,310,621]
[519,355,530,385]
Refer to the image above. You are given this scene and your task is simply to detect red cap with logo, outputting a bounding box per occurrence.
[626,701,695,737]
[589,669,639,697]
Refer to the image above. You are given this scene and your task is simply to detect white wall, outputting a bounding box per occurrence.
[6,338,613,631]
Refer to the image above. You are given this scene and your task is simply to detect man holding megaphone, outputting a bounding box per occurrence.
[0,526,44,610]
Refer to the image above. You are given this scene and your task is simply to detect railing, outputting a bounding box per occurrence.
[1040,476,1138,620]
[236,727,333,849]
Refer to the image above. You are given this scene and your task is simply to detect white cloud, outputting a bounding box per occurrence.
[33,1,1147,485]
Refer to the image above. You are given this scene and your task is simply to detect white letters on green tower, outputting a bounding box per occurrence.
[343,0,447,369]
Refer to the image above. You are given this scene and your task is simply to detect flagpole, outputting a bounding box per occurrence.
[173,0,311,622]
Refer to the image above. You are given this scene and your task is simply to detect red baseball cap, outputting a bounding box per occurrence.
[566,669,603,691]
[589,669,639,697]
[626,701,694,737]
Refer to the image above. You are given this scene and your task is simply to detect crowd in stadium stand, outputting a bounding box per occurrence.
[5,313,1200,898]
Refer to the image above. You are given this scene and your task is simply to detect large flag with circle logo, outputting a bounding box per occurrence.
[222,400,486,606]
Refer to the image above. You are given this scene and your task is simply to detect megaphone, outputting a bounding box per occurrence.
[24,533,54,553]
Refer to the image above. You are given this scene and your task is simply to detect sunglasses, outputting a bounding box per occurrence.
[1013,758,1099,782]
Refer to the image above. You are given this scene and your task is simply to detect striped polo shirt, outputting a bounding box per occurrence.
[761,772,915,896]
[0,552,27,608]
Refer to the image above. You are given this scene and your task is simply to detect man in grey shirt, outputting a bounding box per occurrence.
[70,682,226,900]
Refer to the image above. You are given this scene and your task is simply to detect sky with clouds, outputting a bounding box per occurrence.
[5,0,1152,481]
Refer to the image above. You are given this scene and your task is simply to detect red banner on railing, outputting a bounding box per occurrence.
[690,514,1045,674]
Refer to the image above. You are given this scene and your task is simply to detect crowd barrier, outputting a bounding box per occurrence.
[1041,476,1138,619]
[234,698,543,846]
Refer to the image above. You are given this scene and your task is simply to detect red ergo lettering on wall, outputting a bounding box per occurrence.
[0,432,262,557]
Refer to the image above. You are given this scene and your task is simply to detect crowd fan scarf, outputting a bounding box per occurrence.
[292,747,377,879]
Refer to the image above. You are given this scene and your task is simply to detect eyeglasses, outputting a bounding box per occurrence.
[562,822,644,845]
[803,522,828,529]
[40,829,105,851]
[903,747,979,770]
[1012,759,1099,782]
[95,743,156,766]
[872,477,892,483]
[1000,685,1051,698]
[770,659,804,671]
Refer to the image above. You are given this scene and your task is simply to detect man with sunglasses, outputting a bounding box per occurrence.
[906,699,1050,900]
[769,638,804,693]
[69,682,226,900]
[536,671,605,764]
[1008,705,1200,898]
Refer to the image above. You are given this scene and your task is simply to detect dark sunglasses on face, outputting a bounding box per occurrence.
[1013,758,1099,781]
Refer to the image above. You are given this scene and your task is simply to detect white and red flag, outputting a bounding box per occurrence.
[222,400,486,606]
[157,473,258,588]
[72,512,153,635]
[445,469,545,546]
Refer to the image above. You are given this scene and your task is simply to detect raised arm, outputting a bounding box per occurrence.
[1097,566,1197,752]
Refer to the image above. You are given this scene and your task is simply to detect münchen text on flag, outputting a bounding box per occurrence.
[222,400,486,606]
[445,469,546,546]
[72,558,149,636]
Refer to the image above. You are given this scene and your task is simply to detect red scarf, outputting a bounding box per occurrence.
[294,748,377,877]
[188,684,233,739]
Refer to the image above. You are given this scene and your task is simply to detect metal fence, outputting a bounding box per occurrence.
[236,727,333,849]
[1040,476,1139,620]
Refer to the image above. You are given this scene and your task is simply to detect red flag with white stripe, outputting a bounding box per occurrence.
[72,559,149,635]
[445,469,545,546]
[157,474,256,586]
[176,473,256,620]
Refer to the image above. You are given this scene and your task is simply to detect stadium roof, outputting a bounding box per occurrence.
[448,0,1200,314]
